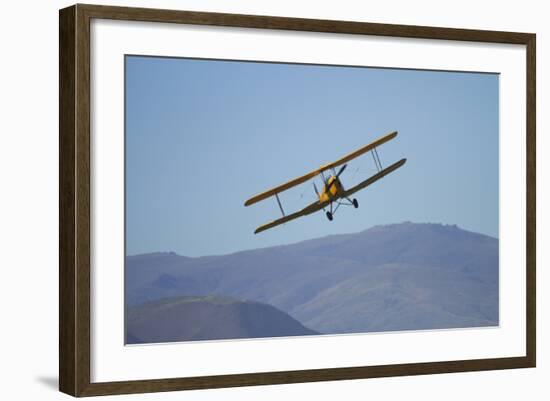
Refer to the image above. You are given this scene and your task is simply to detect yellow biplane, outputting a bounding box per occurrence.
[244,131,406,234]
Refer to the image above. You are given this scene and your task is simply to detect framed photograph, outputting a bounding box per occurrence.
[59,4,536,397]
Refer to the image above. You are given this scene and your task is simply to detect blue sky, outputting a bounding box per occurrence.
[125,56,499,257]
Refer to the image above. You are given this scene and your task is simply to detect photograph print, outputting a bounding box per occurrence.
[124,55,499,345]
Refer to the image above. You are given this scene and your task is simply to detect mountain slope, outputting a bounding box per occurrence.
[293,263,497,333]
[126,295,318,343]
[126,222,498,334]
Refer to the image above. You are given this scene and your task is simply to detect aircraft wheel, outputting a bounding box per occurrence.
[326,211,333,221]
[353,198,359,208]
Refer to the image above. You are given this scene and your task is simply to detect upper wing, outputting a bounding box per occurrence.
[244,130,399,207]
[319,130,398,172]
[244,169,321,207]
[342,158,406,198]
[254,199,330,234]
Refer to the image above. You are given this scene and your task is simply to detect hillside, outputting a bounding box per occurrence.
[126,295,318,343]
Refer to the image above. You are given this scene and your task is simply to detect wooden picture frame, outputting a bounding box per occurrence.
[59,3,536,397]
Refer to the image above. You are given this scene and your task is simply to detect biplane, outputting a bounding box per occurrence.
[244,131,406,234]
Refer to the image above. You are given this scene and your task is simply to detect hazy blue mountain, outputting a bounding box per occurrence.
[126,222,498,334]
[126,295,318,343]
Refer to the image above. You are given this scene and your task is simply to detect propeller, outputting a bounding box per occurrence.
[324,164,348,193]
[336,164,347,178]
[313,182,320,197]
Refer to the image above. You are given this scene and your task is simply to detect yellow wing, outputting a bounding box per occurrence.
[254,199,330,234]
[244,170,321,207]
[317,130,398,173]
[341,158,407,198]
[244,130,398,207]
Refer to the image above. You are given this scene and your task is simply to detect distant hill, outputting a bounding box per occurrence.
[126,295,318,343]
[126,222,498,335]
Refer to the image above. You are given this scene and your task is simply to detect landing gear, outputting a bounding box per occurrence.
[352,198,359,208]
[326,211,333,221]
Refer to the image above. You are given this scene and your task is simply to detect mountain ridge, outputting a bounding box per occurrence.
[125,222,499,337]
[126,222,497,260]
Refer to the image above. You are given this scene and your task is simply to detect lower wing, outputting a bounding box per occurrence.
[342,158,407,198]
[254,199,329,234]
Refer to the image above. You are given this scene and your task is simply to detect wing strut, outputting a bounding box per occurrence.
[371,147,383,172]
[275,193,285,217]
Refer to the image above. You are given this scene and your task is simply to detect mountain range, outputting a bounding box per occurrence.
[125,222,499,343]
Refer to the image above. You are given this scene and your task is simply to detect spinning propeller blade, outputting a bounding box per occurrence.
[336,164,347,178]
[323,164,347,194]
